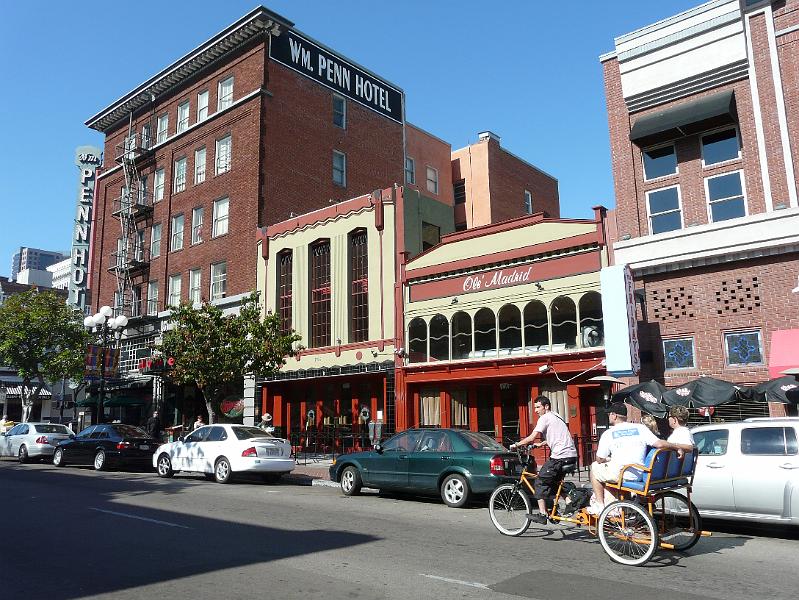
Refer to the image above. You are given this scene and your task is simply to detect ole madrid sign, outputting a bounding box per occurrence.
[462,266,533,292]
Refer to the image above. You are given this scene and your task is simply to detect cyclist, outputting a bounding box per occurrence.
[510,395,577,524]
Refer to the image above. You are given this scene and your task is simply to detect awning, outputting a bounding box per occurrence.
[768,329,799,378]
[629,90,736,147]
[104,395,147,407]
[1,386,52,398]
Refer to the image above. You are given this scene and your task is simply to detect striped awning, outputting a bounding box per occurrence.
[1,386,52,398]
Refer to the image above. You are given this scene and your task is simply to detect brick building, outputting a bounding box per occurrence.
[601,0,799,419]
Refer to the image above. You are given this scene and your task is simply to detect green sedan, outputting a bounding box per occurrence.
[328,428,522,508]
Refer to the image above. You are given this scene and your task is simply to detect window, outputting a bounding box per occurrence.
[702,128,740,166]
[382,430,423,452]
[663,337,695,370]
[218,76,234,110]
[426,166,439,194]
[349,230,368,342]
[154,169,165,202]
[213,197,229,237]
[333,94,346,128]
[646,186,682,234]
[453,179,466,205]
[405,157,415,184]
[706,171,746,222]
[156,113,168,143]
[138,175,148,205]
[147,281,159,315]
[131,285,142,317]
[189,268,201,305]
[741,427,798,455]
[642,144,677,180]
[215,135,231,175]
[724,330,763,366]
[173,157,187,193]
[310,241,331,347]
[194,147,206,184]
[141,123,151,150]
[207,426,228,442]
[177,101,189,133]
[170,214,184,252]
[135,229,145,261]
[420,389,441,426]
[197,90,209,122]
[421,221,440,251]
[210,262,227,301]
[150,223,161,258]
[524,190,533,214]
[277,251,292,334]
[191,207,203,244]
[333,151,346,186]
[168,274,182,307]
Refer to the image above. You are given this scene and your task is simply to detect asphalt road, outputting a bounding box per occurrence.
[1,459,796,600]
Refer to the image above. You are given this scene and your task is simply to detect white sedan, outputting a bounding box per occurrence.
[153,424,294,483]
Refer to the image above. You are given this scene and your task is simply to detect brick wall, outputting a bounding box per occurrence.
[405,124,454,205]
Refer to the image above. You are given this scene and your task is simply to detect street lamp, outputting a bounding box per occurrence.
[84,306,127,424]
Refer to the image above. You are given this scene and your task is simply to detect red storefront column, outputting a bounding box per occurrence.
[518,384,530,438]
[440,389,450,428]
[468,385,478,432]
[493,386,502,442]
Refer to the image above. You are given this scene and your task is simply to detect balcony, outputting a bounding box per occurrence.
[109,247,150,274]
[114,132,155,164]
[112,191,153,220]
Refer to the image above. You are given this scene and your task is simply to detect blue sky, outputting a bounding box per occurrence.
[0,0,700,277]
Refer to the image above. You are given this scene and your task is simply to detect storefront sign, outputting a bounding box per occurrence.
[69,146,101,312]
[270,29,403,123]
[600,265,641,376]
[462,266,533,292]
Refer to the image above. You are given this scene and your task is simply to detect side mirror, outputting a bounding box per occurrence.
[178,436,185,442]
[373,443,383,454]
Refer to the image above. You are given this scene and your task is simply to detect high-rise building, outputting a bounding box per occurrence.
[11,247,66,281]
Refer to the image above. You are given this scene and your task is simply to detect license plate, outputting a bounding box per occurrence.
[264,448,279,456]
[139,444,150,450]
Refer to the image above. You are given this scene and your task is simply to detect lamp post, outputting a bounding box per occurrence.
[84,306,127,424]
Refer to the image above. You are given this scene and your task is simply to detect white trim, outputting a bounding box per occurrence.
[641,141,679,182]
[764,5,798,208]
[745,11,773,211]
[704,169,748,223]
[700,125,741,168]
[776,24,799,37]
[645,184,684,235]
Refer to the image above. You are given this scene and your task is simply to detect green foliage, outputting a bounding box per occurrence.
[0,290,89,414]
[159,292,300,422]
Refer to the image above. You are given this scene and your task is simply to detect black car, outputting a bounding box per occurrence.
[53,424,157,471]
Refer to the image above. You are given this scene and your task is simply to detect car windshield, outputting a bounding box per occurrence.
[232,426,274,441]
[111,425,149,438]
[458,431,506,451]
[34,424,71,434]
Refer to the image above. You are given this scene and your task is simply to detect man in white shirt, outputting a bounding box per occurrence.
[666,406,695,452]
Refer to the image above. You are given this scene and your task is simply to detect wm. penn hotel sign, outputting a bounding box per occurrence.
[270,29,403,123]
[69,146,101,312]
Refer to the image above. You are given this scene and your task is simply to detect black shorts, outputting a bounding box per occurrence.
[533,456,578,500]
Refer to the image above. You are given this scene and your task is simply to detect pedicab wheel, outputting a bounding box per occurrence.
[651,491,702,551]
[489,484,532,536]
[598,500,658,566]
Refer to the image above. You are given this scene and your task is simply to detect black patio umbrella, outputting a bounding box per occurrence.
[662,376,743,408]
[612,380,668,418]
[746,376,799,405]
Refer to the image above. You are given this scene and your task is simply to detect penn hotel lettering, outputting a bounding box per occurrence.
[70,149,101,309]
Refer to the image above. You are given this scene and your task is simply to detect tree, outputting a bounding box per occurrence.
[0,290,89,422]
[159,292,300,423]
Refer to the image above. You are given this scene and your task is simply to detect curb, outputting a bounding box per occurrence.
[311,479,339,488]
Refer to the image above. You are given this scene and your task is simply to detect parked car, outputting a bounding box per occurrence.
[328,428,521,508]
[690,417,799,525]
[153,424,294,484]
[0,422,73,463]
[53,423,157,471]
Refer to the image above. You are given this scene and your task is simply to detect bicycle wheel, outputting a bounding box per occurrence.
[598,500,658,566]
[489,484,532,536]
[651,491,702,551]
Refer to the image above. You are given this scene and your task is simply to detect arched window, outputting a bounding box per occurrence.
[523,300,549,352]
[551,296,577,349]
[498,304,522,354]
[429,314,449,361]
[474,308,496,355]
[451,311,472,360]
[408,318,428,363]
[579,291,604,348]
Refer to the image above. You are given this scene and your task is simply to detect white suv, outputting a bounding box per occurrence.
[690,418,799,525]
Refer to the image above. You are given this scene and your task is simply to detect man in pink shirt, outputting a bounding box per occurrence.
[511,395,577,524]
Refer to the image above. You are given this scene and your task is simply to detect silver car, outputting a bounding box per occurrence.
[0,422,74,463]
[691,417,799,525]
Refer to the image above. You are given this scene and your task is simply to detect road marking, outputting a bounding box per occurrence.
[89,508,191,529]
[420,574,489,589]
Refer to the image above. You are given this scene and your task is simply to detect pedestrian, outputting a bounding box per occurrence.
[641,414,661,437]
[259,412,273,432]
[146,409,163,442]
[193,415,205,430]
[666,406,695,452]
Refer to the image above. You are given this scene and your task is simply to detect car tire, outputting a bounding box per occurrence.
[18,445,29,464]
[94,449,108,471]
[262,473,282,484]
[53,447,66,467]
[214,457,232,484]
[156,454,174,478]
[441,473,470,508]
[340,466,362,496]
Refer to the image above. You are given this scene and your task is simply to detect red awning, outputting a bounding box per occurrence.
[769,329,799,378]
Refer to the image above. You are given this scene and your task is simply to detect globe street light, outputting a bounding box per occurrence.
[84,306,128,424]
